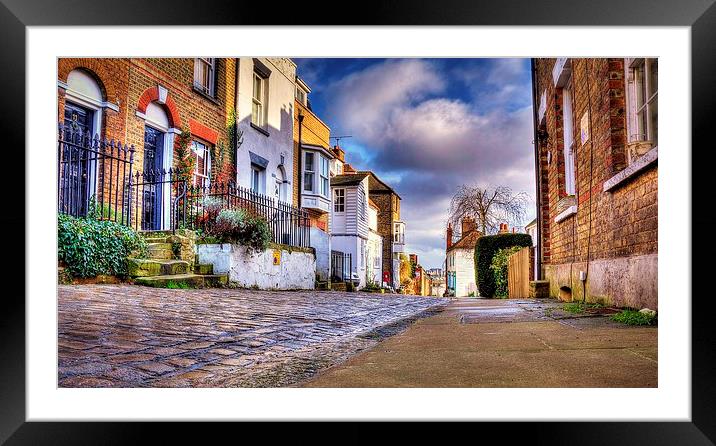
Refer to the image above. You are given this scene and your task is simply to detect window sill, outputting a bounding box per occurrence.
[603,146,657,192]
[554,205,577,223]
[192,86,220,105]
[250,122,270,137]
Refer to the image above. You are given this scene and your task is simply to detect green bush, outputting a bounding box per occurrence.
[611,310,657,326]
[474,233,532,297]
[490,246,523,298]
[58,214,147,278]
[209,208,271,253]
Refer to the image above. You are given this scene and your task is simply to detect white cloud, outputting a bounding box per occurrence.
[323,59,535,269]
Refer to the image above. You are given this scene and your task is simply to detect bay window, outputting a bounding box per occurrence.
[626,58,658,159]
[303,152,315,192]
[320,156,329,196]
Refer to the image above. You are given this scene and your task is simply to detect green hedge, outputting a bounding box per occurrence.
[474,233,532,297]
[58,214,148,278]
[490,246,524,298]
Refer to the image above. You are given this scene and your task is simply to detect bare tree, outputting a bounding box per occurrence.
[447,185,528,235]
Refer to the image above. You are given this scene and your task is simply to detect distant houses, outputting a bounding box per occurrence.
[445,217,481,297]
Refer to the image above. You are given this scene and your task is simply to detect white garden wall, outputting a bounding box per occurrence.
[197,243,316,290]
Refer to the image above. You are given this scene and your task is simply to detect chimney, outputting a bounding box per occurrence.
[333,145,345,162]
[446,223,453,249]
[343,163,356,174]
[498,223,509,234]
[461,216,476,235]
[410,254,418,265]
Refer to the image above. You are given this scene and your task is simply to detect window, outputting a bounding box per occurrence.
[627,58,658,148]
[251,165,264,194]
[320,156,329,196]
[562,79,576,195]
[192,140,211,187]
[252,71,267,128]
[334,188,345,212]
[194,58,216,97]
[296,87,307,105]
[358,186,366,221]
[303,152,315,192]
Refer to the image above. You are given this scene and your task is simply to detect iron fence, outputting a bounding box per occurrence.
[183,182,311,248]
[331,251,353,283]
[57,123,135,224]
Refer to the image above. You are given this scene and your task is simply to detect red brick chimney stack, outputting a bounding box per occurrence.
[461,216,476,235]
[498,223,509,234]
[332,145,345,162]
[446,223,453,249]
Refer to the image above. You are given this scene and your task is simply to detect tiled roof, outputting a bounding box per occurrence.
[368,198,379,209]
[447,229,481,252]
[330,173,369,187]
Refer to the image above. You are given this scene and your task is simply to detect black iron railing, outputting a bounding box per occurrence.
[331,251,353,283]
[183,182,310,248]
[57,124,135,224]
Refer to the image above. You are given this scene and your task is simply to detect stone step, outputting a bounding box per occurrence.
[134,273,228,288]
[144,237,169,244]
[331,282,347,292]
[127,258,191,278]
[194,264,214,275]
[146,242,174,260]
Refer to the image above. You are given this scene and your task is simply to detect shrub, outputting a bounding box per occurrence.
[490,246,523,298]
[58,214,147,278]
[474,233,532,298]
[209,208,271,253]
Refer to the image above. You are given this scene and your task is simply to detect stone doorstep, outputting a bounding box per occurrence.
[146,242,174,260]
[194,264,214,275]
[127,258,191,278]
[134,273,228,288]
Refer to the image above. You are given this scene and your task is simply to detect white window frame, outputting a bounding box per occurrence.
[296,86,307,105]
[358,186,366,221]
[251,71,268,128]
[303,152,315,193]
[251,165,264,194]
[562,78,576,195]
[194,58,216,97]
[320,156,329,197]
[334,188,345,212]
[626,58,658,148]
[192,140,211,188]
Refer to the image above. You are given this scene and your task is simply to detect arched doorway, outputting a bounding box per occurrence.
[141,102,176,230]
[274,165,288,203]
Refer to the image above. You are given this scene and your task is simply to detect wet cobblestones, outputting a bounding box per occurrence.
[58,285,447,387]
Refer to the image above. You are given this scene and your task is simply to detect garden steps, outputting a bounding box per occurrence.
[133,273,228,288]
[127,258,191,278]
[146,242,174,260]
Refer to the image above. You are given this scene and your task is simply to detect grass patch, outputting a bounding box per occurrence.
[611,310,657,326]
[562,302,605,314]
[166,280,191,289]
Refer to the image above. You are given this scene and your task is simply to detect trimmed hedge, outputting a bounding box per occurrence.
[474,233,532,297]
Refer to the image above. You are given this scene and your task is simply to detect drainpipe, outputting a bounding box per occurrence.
[297,113,304,208]
[530,58,543,281]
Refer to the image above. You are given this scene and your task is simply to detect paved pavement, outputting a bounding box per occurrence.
[58,285,447,387]
[302,298,658,388]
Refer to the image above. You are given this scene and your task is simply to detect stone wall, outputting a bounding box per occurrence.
[197,243,316,290]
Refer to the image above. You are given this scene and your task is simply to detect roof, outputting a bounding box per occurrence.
[525,218,537,229]
[368,198,379,210]
[358,170,401,199]
[447,229,481,252]
[331,173,370,187]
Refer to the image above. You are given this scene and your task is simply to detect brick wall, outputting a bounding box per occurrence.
[58,58,236,185]
[534,58,657,307]
[293,100,331,208]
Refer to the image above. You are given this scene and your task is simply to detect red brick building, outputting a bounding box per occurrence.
[532,58,658,309]
[58,58,236,229]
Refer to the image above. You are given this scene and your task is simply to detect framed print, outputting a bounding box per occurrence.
[2,0,712,442]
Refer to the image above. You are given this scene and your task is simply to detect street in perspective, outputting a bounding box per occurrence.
[57,57,658,388]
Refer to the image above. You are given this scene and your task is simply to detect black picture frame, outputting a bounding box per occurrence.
[2,0,710,442]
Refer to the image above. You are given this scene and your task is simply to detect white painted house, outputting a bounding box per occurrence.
[330,172,372,289]
[235,58,296,203]
[446,217,481,297]
[366,199,384,286]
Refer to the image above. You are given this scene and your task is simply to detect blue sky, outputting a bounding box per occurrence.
[294,58,536,269]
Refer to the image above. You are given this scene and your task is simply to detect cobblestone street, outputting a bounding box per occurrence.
[58,285,447,387]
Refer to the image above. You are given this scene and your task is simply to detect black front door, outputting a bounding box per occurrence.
[61,102,94,217]
[142,126,164,230]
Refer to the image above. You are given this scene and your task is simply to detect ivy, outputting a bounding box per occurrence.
[490,246,524,298]
[58,213,148,278]
[474,233,532,297]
